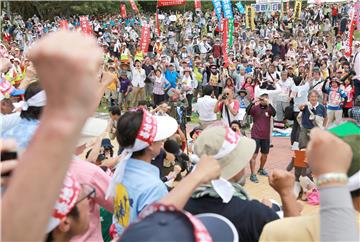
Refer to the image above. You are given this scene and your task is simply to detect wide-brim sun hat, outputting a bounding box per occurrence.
[78,117,108,146]
[193,126,256,180]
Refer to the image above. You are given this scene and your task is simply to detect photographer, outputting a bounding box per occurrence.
[214,88,240,127]
[248,93,276,183]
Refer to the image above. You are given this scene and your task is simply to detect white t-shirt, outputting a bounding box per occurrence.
[197,95,217,122]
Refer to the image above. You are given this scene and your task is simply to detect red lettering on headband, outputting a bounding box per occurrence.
[136,111,157,144]
[225,127,239,145]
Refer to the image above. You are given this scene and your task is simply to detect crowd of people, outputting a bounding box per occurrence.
[1,1,360,242]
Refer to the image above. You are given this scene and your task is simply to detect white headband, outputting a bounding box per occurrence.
[17,90,46,111]
[348,170,360,192]
[106,111,157,199]
[190,128,240,203]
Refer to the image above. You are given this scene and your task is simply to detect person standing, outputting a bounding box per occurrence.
[248,93,276,183]
[150,69,168,106]
[181,67,197,120]
[197,85,218,129]
[130,59,146,107]
[142,57,155,98]
[214,88,240,127]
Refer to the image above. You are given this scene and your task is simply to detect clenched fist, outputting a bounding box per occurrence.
[306,128,352,177]
[28,30,103,116]
[195,155,221,183]
[268,169,295,196]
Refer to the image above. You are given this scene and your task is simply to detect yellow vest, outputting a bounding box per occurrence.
[135,51,144,62]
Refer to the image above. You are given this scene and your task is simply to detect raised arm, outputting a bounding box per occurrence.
[1,31,103,241]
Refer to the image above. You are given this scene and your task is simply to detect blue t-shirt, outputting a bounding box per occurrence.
[164,69,179,89]
[2,118,40,150]
[113,158,168,235]
[301,104,327,129]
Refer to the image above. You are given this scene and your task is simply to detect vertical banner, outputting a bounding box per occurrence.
[221,0,234,19]
[129,0,139,14]
[139,24,151,54]
[228,18,234,46]
[157,0,186,7]
[250,6,255,30]
[120,3,127,19]
[59,20,69,30]
[235,2,245,14]
[294,0,302,20]
[245,6,251,29]
[345,11,356,57]
[286,1,289,13]
[79,16,92,35]
[212,0,223,19]
[195,0,201,10]
[156,9,160,36]
[355,2,360,30]
[222,18,229,67]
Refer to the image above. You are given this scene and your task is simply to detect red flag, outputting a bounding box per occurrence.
[194,0,201,9]
[345,14,356,57]
[222,18,229,68]
[59,20,69,30]
[79,16,92,35]
[156,10,161,36]
[120,4,127,18]
[157,0,186,7]
[129,0,139,14]
[139,24,151,54]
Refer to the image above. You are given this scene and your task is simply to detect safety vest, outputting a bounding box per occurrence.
[134,51,144,62]
[120,49,129,62]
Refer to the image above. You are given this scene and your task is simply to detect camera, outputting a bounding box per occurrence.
[222,94,228,100]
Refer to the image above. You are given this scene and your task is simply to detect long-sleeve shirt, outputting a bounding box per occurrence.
[131,66,146,88]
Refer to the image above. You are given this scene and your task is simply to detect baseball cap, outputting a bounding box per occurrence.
[119,204,238,242]
[193,126,256,180]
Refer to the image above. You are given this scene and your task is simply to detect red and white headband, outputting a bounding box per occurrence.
[106,110,158,199]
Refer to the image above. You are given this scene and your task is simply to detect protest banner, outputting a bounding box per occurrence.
[345,10,356,57]
[59,20,69,30]
[221,0,234,19]
[195,0,201,9]
[245,5,251,29]
[139,24,151,54]
[222,18,229,67]
[157,0,186,7]
[236,2,245,14]
[120,3,127,18]
[294,0,302,19]
[129,0,139,14]
[79,16,92,35]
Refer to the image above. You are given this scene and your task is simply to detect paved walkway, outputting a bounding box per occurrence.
[243,136,319,216]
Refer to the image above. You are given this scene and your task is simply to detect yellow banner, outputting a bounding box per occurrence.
[294,0,302,19]
[245,5,251,29]
[250,6,255,31]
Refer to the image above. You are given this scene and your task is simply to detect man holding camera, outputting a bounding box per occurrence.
[247,93,276,183]
[214,88,240,127]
